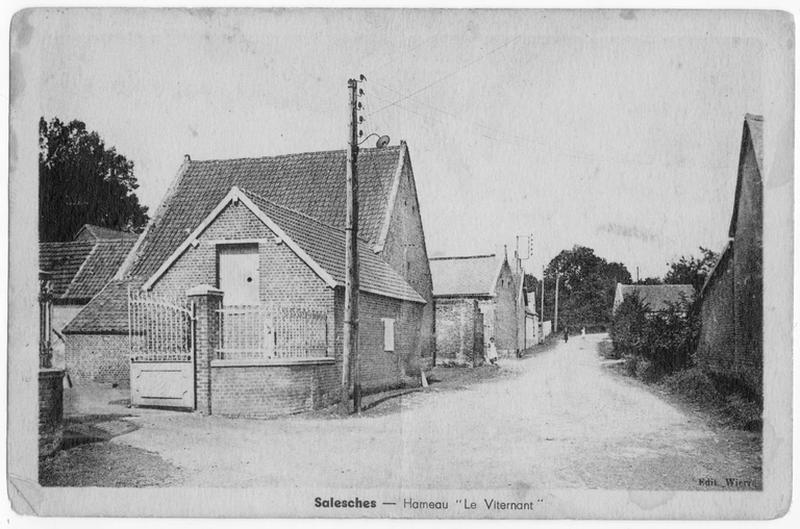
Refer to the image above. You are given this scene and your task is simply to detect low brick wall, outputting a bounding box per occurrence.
[39,369,64,458]
[210,359,339,418]
[64,333,135,385]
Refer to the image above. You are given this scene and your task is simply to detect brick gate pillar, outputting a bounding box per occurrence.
[188,285,224,415]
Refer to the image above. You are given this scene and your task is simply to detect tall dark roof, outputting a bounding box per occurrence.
[39,238,137,302]
[429,254,503,297]
[729,114,764,238]
[127,145,406,279]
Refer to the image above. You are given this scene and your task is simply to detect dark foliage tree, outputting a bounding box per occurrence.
[39,117,149,242]
[663,247,719,292]
[635,276,663,285]
[542,245,632,331]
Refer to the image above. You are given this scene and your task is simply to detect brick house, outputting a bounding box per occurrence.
[695,114,763,398]
[63,143,434,417]
[39,224,137,368]
[429,250,525,364]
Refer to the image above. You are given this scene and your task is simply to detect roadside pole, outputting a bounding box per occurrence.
[342,78,361,413]
[554,272,561,333]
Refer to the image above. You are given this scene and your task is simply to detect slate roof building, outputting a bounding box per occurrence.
[64,143,435,417]
[430,250,528,365]
[612,284,696,315]
[695,114,764,398]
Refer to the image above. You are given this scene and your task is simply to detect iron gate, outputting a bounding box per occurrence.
[128,288,196,409]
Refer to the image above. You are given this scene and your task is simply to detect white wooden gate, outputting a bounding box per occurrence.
[129,288,196,409]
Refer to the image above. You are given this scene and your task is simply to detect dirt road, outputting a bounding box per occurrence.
[104,334,760,489]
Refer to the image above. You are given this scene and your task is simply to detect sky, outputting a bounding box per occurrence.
[26,8,771,278]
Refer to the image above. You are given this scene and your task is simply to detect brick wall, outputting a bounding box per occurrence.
[696,129,763,397]
[65,333,136,385]
[39,369,64,458]
[151,202,334,314]
[434,298,482,366]
[379,153,435,365]
[210,361,338,418]
[732,142,763,396]
[696,246,735,376]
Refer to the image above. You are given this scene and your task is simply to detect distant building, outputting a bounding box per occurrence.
[39,224,137,367]
[430,249,527,364]
[613,283,695,315]
[695,114,763,398]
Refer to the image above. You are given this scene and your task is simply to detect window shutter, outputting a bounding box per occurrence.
[383,318,395,352]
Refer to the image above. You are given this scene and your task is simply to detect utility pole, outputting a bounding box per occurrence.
[554,272,561,333]
[540,265,545,341]
[342,78,361,413]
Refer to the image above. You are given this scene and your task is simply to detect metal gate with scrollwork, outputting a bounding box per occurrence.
[128,288,196,409]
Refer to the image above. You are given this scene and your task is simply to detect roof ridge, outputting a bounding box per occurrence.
[189,145,401,165]
[238,186,372,245]
[430,254,497,261]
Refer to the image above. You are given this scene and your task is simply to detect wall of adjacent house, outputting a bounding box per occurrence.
[335,290,424,391]
[493,261,518,355]
[379,153,435,367]
[696,133,763,398]
[434,297,482,366]
[696,247,736,377]
[732,140,763,396]
[65,333,140,385]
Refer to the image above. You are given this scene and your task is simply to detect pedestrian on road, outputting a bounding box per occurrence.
[563,326,569,343]
[487,337,498,366]
[581,327,586,340]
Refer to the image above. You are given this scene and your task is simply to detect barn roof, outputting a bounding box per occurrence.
[429,254,504,297]
[39,238,137,303]
[613,283,695,313]
[125,144,407,279]
[729,114,764,238]
[75,223,138,242]
[63,279,139,334]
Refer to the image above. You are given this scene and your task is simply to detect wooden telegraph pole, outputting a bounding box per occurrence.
[342,78,361,413]
[540,265,545,341]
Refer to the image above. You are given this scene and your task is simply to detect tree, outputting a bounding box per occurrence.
[635,276,663,285]
[663,247,719,292]
[39,117,149,242]
[542,245,632,330]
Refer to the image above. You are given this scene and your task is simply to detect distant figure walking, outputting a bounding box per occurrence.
[487,337,498,366]
[563,326,569,343]
[581,327,586,340]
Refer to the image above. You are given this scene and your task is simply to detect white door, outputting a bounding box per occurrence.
[218,245,260,306]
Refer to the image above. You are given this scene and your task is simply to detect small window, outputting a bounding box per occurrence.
[382,318,395,352]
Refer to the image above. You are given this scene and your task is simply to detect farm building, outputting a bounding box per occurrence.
[695,114,763,398]
[429,250,528,365]
[39,224,137,367]
[612,284,696,315]
[63,143,434,417]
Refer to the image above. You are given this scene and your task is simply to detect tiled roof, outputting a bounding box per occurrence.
[63,279,138,334]
[64,239,138,300]
[242,189,425,304]
[128,145,404,278]
[40,239,136,302]
[65,185,426,334]
[75,224,138,241]
[39,241,95,298]
[614,284,695,312]
[429,254,501,297]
